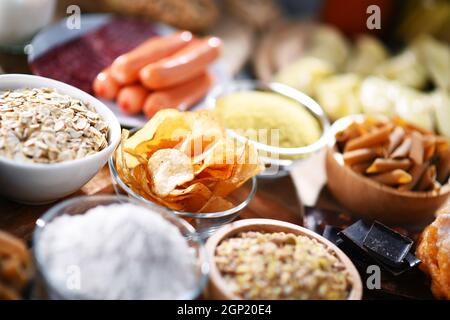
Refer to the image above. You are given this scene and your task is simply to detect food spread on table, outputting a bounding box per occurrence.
[0,0,449,302]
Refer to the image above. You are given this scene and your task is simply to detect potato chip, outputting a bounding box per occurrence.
[118,129,131,180]
[231,142,264,184]
[123,148,149,166]
[194,138,237,175]
[175,194,210,213]
[123,109,182,168]
[148,149,194,197]
[168,182,212,199]
[132,138,184,159]
[201,166,234,180]
[184,110,224,135]
[185,177,221,190]
[132,165,153,196]
[180,114,224,159]
[124,110,179,146]
[199,196,234,213]
[180,133,220,160]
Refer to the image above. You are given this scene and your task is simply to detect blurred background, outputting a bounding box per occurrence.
[0,0,449,134]
[54,0,450,41]
[1,0,449,73]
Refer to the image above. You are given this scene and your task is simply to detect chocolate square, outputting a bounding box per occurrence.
[363,221,413,267]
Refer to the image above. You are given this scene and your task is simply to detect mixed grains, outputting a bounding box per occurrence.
[0,88,108,163]
[215,231,352,300]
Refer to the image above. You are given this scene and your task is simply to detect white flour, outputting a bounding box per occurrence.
[38,203,198,299]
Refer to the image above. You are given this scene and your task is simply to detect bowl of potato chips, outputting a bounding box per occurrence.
[109,109,263,237]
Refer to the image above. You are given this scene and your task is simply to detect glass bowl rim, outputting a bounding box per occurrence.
[108,155,258,219]
[32,194,209,300]
[205,79,331,157]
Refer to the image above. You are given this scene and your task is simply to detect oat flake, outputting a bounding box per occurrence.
[0,88,108,163]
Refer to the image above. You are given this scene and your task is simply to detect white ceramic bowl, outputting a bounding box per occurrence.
[0,74,121,204]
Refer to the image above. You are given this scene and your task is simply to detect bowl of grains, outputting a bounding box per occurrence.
[205,219,362,300]
[0,74,121,204]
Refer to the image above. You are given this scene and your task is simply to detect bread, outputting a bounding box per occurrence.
[210,17,255,76]
[104,0,219,32]
[253,21,314,82]
[225,0,281,29]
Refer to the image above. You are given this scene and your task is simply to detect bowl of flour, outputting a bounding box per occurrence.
[32,195,208,300]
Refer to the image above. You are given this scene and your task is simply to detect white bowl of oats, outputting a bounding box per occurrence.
[0,74,121,204]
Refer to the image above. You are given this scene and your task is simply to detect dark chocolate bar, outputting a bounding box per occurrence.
[322,225,343,246]
[334,220,420,276]
[363,221,413,267]
[338,220,371,251]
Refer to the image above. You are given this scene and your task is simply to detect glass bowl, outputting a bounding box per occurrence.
[205,80,330,178]
[108,156,257,239]
[32,195,209,300]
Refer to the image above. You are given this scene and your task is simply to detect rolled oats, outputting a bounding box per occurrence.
[0,88,109,164]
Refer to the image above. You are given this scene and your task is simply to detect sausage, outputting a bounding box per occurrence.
[117,84,149,115]
[143,72,213,118]
[110,31,193,85]
[92,68,121,100]
[139,37,221,90]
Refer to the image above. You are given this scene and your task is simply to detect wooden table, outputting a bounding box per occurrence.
[0,41,438,301]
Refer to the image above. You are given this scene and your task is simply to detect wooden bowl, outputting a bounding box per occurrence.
[326,115,450,226]
[205,218,362,300]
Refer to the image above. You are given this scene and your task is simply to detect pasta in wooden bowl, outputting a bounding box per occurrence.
[326,115,450,226]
